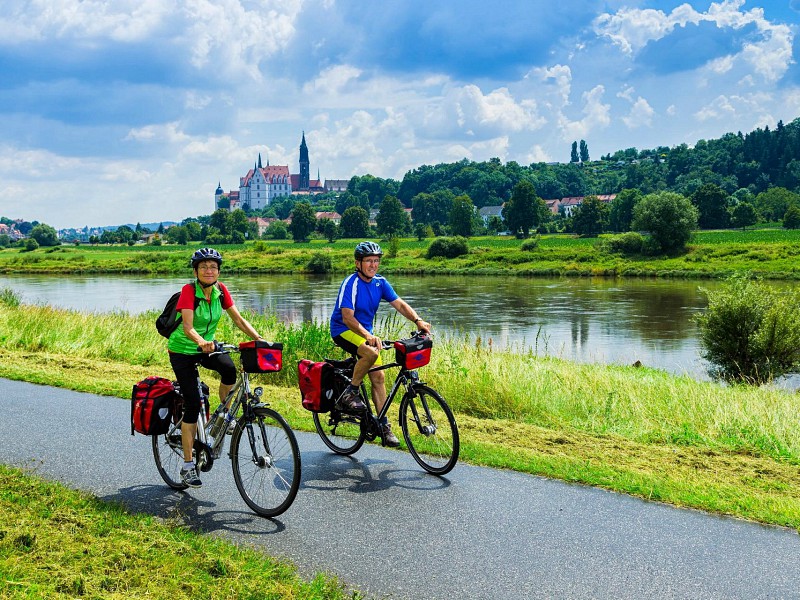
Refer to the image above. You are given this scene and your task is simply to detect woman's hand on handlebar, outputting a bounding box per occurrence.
[198,339,217,353]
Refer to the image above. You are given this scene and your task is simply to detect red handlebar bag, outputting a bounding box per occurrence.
[394,336,433,369]
[239,340,283,373]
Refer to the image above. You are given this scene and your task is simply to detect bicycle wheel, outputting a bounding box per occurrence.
[313,409,366,455]
[400,384,460,475]
[230,406,301,518]
[152,424,188,490]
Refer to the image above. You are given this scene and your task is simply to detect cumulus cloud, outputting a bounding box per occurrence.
[0,0,171,44]
[558,85,611,140]
[595,0,794,82]
[622,97,655,129]
[420,84,545,140]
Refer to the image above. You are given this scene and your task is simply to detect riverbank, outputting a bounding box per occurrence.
[3,229,800,278]
[1,297,798,531]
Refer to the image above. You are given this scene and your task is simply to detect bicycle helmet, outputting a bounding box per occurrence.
[354,241,383,260]
[190,247,223,268]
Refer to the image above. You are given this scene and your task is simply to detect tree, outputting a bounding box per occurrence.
[184,221,202,241]
[690,183,730,229]
[608,189,642,232]
[631,191,698,253]
[323,219,338,243]
[339,206,370,238]
[265,220,288,240]
[29,223,59,246]
[288,202,316,242]
[209,209,232,237]
[754,187,799,222]
[571,195,608,236]
[730,202,758,231]
[783,204,800,229]
[503,180,546,238]
[449,194,475,237]
[229,209,250,239]
[579,140,589,162]
[166,225,189,245]
[570,141,579,163]
[376,195,409,236]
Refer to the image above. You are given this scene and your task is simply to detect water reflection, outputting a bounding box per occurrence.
[7,273,797,380]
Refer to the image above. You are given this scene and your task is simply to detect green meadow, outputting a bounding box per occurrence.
[2,229,800,278]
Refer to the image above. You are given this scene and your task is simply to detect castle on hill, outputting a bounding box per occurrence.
[215,132,348,211]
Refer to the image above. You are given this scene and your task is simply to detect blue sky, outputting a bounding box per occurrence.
[0,0,798,229]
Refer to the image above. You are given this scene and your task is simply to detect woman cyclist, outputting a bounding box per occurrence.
[168,247,265,488]
[330,241,431,447]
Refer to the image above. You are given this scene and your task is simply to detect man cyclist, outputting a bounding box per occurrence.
[169,247,265,488]
[330,241,431,447]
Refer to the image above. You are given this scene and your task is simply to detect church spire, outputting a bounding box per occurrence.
[299,131,310,191]
[258,153,263,169]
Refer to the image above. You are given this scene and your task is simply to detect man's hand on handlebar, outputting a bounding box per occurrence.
[365,333,382,349]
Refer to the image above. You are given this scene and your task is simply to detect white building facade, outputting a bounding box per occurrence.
[239,165,292,211]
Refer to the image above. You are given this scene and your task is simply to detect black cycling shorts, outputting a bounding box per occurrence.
[169,351,236,424]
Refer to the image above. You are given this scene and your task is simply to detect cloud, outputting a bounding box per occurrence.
[622,97,655,129]
[594,1,795,83]
[420,84,545,140]
[558,85,611,141]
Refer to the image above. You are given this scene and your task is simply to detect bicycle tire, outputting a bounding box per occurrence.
[152,425,188,490]
[230,406,301,518]
[400,384,460,475]
[313,409,366,455]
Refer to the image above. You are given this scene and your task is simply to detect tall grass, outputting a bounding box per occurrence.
[2,300,799,464]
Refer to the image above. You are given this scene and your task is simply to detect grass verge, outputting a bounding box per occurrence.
[0,464,358,599]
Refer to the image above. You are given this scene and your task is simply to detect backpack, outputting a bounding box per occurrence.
[131,376,180,435]
[155,288,200,339]
[297,360,343,412]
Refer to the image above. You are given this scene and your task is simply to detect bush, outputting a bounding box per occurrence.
[22,238,39,252]
[426,236,469,259]
[306,252,333,274]
[605,232,644,254]
[695,275,800,384]
[520,236,540,252]
[0,287,21,307]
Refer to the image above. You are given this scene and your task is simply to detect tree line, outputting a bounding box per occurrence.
[5,117,800,252]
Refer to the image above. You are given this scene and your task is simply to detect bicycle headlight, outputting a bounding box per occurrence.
[254,387,263,397]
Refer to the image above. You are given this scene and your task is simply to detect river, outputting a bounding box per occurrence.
[6,273,739,379]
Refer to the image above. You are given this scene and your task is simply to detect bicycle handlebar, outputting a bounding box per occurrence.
[196,341,239,355]
[380,330,431,350]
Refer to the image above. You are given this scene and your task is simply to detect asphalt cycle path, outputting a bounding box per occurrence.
[1,377,798,599]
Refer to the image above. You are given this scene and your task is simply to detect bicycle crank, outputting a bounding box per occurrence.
[194,440,215,472]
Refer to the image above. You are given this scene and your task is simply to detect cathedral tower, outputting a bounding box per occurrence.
[299,131,310,191]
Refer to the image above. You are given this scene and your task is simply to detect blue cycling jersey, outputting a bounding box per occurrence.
[330,272,399,337]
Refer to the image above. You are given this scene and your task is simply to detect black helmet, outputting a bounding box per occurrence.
[190,247,223,268]
[354,241,383,260]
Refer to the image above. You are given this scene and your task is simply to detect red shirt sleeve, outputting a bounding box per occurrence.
[175,283,197,311]
[218,282,234,310]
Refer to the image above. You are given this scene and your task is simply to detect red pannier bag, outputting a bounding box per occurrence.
[298,360,339,412]
[131,376,179,436]
[239,340,283,373]
[394,335,433,369]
